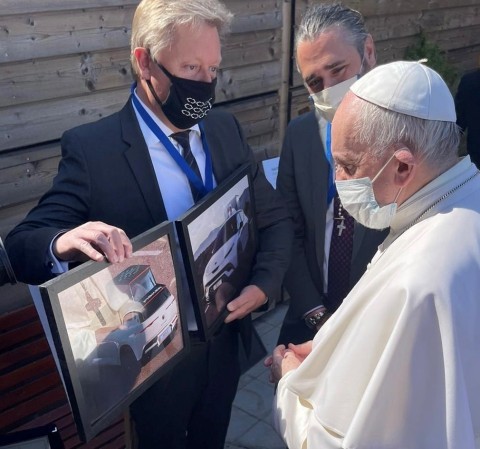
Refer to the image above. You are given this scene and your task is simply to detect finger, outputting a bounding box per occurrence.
[225,298,257,322]
[87,229,119,263]
[224,297,255,323]
[227,285,265,312]
[75,239,105,262]
[108,228,124,261]
[224,306,248,323]
[288,341,312,357]
[226,294,245,312]
[226,293,265,320]
[282,349,297,363]
[272,345,286,359]
[85,223,131,263]
[264,355,273,367]
[110,227,133,260]
[107,227,133,262]
[119,229,133,258]
[288,343,300,354]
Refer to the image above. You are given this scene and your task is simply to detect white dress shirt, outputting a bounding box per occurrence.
[132,89,216,220]
[317,113,334,294]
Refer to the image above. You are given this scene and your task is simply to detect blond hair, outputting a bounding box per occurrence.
[130,0,233,75]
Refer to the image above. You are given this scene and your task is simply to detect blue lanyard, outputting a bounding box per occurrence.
[325,122,336,204]
[130,83,214,197]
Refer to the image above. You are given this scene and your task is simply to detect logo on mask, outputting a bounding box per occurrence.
[147,62,217,129]
[182,97,213,120]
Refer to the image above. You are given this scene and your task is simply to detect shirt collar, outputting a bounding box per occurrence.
[390,156,476,234]
[132,88,201,146]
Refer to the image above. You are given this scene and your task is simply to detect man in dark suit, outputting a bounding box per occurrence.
[455,67,480,167]
[277,3,387,345]
[5,1,292,448]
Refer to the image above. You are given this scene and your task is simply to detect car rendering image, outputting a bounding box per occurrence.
[203,208,250,304]
[93,265,178,367]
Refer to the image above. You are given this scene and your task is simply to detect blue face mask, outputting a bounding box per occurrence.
[335,151,402,230]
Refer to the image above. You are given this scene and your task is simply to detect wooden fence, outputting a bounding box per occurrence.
[0,0,479,445]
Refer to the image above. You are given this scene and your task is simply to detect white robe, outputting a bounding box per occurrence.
[275,157,480,449]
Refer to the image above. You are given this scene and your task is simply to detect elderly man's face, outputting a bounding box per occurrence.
[332,93,400,206]
[296,27,375,94]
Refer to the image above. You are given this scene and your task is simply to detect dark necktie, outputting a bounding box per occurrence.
[170,130,203,202]
[327,194,354,310]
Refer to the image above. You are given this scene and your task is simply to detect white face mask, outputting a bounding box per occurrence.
[335,152,402,230]
[309,75,358,123]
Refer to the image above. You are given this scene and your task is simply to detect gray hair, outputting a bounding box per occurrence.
[352,96,460,169]
[295,2,369,59]
[130,0,233,75]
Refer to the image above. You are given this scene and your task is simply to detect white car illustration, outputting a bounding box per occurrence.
[203,209,250,304]
[93,265,178,367]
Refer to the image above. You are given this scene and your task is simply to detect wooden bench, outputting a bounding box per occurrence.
[0,304,129,448]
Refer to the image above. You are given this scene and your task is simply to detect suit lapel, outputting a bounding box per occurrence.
[307,114,329,271]
[201,117,232,184]
[120,99,168,224]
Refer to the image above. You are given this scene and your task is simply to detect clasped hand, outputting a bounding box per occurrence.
[264,340,313,384]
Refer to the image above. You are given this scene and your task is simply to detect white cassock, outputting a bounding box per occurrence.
[274,157,480,449]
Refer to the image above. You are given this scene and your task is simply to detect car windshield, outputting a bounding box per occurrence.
[211,213,238,253]
[143,285,171,317]
[130,270,156,302]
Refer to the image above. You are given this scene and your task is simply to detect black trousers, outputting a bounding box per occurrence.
[130,324,241,449]
[277,315,316,346]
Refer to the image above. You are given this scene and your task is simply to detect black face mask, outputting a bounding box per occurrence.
[147,64,217,129]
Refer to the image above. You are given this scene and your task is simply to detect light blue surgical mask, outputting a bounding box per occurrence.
[335,151,402,230]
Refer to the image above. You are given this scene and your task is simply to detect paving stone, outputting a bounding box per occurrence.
[226,405,258,442]
[233,378,275,421]
[233,420,287,449]
[225,302,290,449]
[238,372,256,390]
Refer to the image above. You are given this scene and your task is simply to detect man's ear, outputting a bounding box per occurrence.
[133,47,152,80]
[363,34,376,69]
[394,148,416,187]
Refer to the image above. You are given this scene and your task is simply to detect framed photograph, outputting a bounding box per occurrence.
[39,221,189,442]
[0,424,63,449]
[176,164,257,339]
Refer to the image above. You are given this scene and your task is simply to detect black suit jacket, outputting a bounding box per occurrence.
[455,69,480,167]
[6,100,292,303]
[277,111,387,344]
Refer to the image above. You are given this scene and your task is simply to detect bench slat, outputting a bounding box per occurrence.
[0,304,128,447]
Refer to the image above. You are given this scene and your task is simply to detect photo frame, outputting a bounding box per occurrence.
[39,221,189,442]
[176,164,257,339]
[0,424,63,449]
